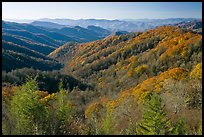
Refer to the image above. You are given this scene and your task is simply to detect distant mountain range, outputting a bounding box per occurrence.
[2,20,111,72]
[2,21,111,44]
[173,19,202,34]
[2,20,112,54]
[4,18,200,32]
[32,18,199,32]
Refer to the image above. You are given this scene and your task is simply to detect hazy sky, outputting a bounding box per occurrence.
[2,2,202,20]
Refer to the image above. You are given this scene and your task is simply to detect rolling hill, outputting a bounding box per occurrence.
[2,21,112,52]
[2,33,56,55]
[2,41,63,72]
[50,26,201,96]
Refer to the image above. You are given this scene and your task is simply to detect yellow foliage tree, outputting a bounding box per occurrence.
[190,63,202,80]
[135,64,148,76]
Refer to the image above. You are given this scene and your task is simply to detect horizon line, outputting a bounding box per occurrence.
[3,17,202,21]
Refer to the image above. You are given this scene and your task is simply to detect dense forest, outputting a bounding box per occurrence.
[2,21,202,135]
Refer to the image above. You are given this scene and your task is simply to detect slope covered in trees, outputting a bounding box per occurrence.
[2,24,202,135]
[58,26,201,95]
[48,42,80,64]
[85,66,202,135]
[45,25,202,135]
[2,41,63,72]
[2,40,51,60]
[2,33,56,55]
[2,49,62,72]
[2,64,202,135]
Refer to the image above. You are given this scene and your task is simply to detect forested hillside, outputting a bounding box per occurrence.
[2,25,202,135]
[53,26,201,95]
[48,42,80,64]
[2,41,63,72]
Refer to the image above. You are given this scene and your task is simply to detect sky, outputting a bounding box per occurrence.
[2,2,202,20]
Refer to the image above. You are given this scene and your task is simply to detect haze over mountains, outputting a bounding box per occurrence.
[4,18,200,32]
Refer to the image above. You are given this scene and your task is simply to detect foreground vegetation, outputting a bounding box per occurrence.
[2,64,202,135]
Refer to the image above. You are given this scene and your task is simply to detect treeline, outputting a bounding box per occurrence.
[2,68,92,93]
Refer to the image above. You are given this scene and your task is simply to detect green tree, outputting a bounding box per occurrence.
[98,110,114,135]
[46,82,76,135]
[136,93,171,135]
[9,78,48,135]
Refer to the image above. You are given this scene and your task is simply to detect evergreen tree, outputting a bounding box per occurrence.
[98,110,113,135]
[136,93,171,135]
[9,78,48,135]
